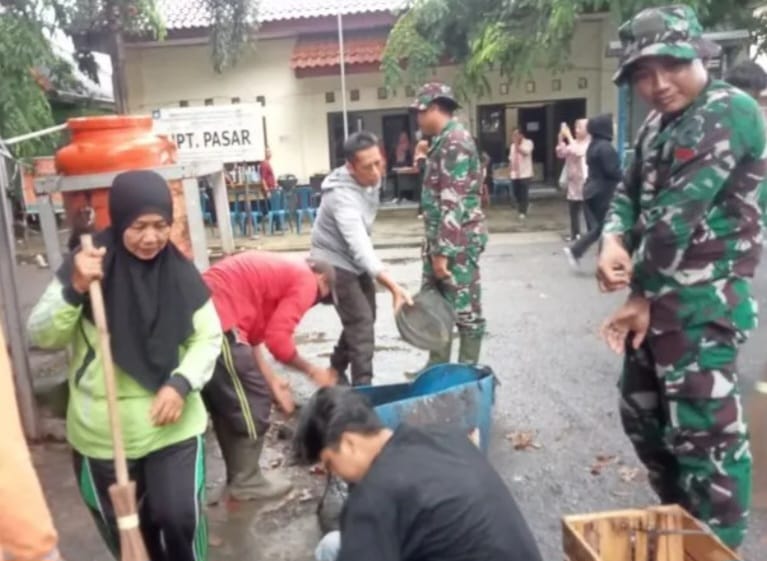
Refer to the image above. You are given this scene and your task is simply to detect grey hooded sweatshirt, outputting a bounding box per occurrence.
[310,166,384,277]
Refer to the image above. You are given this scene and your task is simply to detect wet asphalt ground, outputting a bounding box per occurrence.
[14,232,767,560]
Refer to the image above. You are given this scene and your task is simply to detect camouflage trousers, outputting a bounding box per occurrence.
[421,244,485,337]
[619,322,751,549]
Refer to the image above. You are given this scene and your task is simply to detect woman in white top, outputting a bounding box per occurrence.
[508,128,534,219]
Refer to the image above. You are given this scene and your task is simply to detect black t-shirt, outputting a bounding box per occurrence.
[337,425,543,561]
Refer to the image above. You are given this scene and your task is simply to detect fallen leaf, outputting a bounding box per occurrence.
[590,454,618,475]
[618,466,641,483]
[506,431,542,451]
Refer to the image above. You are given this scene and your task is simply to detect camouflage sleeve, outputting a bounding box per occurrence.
[433,139,478,257]
[602,153,639,237]
[633,97,766,291]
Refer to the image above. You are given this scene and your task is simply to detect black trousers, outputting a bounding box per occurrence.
[202,331,271,440]
[73,437,207,561]
[570,195,609,259]
[512,178,531,215]
[568,200,583,239]
[330,267,377,385]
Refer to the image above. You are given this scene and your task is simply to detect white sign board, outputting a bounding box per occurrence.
[152,104,265,164]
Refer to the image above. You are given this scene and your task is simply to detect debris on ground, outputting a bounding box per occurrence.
[617,466,642,483]
[506,430,542,451]
[297,489,314,503]
[590,454,619,475]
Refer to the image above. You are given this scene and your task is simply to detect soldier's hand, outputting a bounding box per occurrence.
[431,255,452,282]
[597,235,632,292]
[600,296,650,354]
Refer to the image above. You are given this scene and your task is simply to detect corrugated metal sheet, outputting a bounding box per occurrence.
[159,0,407,30]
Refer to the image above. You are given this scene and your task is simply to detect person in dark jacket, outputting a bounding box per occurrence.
[725,59,767,100]
[564,114,621,268]
[296,387,544,561]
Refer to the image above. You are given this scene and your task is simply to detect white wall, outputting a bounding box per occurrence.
[125,17,619,182]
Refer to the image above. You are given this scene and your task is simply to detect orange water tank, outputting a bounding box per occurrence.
[55,116,193,258]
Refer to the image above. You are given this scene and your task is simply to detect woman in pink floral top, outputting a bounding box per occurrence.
[555,119,589,241]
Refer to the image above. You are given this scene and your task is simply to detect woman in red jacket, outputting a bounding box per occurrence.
[202,251,336,502]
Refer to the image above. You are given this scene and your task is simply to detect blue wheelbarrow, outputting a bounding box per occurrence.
[355,363,497,453]
[317,363,497,532]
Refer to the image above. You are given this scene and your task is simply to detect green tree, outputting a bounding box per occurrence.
[0,0,261,157]
[382,0,766,99]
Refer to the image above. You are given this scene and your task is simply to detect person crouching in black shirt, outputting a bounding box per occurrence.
[294,387,544,561]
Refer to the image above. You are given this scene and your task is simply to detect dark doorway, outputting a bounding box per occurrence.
[327,112,367,168]
[478,105,506,164]
[382,114,414,171]
[550,98,587,180]
[517,105,547,177]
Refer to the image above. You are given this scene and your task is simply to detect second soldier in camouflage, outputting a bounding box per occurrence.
[411,83,488,368]
[599,4,767,549]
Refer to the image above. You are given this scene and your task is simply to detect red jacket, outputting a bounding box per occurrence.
[203,252,319,364]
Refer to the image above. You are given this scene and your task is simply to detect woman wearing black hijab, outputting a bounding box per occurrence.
[27,170,222,561]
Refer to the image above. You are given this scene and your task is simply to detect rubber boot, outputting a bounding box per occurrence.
[405,337,453,380]
[214,417,293,501]
[458,333,483,364]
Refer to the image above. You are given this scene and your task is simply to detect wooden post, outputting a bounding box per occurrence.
[211,170,235,254]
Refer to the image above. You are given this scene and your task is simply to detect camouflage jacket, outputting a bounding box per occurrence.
[603,80,767,330]
[422,120,488,257]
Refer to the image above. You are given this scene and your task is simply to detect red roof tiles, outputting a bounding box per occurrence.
[290,35,388,69]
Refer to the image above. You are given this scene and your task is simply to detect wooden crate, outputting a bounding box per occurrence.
[562,505,740,561]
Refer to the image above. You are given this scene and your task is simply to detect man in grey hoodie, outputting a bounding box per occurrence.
[311,131,410,386]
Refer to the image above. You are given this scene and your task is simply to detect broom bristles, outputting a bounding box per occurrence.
[109,482,150,561]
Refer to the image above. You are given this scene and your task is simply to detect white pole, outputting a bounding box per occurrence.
[337,13,349,139]
[3,123,67,146]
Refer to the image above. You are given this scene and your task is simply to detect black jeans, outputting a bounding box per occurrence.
[570,196,609,259]
[73,437,206,561]
[512,179,531,215]
[330,267,377,385]
[568,200,583,239]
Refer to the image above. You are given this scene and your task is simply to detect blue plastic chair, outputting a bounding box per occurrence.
[294,186,318,234]
[229,194,246,235]
[266,189,288,234]
[199,191,213,225]
[240,199,264,236]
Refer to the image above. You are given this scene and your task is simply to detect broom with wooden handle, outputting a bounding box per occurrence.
[81,234,150,561]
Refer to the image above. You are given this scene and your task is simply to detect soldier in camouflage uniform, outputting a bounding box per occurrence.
[598,5,767,549]
[411,83,488,367]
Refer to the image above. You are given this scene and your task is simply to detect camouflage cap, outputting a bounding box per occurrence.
[613,4,720,85]
[410,82,460,111]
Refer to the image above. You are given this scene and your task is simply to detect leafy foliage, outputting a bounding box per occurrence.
[0,2,62,157]
[382,0,765,99]
[208,0,260,72]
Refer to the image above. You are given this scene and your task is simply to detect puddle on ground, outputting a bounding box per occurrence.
[382,257,420,265]
[294,331,331,345]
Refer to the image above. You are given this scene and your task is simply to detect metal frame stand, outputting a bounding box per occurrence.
[35,161,235,272]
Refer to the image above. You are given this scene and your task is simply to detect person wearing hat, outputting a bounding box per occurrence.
[598,4,767,549]
[411,83,488,370]
[202,251,337,502]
